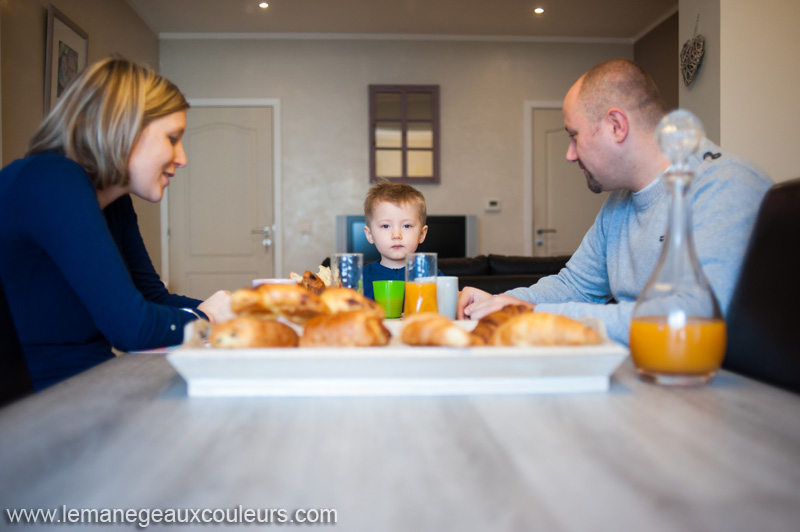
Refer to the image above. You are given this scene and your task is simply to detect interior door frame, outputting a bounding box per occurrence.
[160,98,284,282]
[522,100,563,256]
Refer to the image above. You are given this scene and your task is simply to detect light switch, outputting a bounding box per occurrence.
[299,218,313,235]
[485,198,502,213]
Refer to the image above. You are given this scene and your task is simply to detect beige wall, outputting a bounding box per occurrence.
[160,37,631,274]
[0,0,163,269]
[720,0,800,183]
[635,12,679,111]
[3,3,793,293]
[1,0,158,162]
[680,0,800,183]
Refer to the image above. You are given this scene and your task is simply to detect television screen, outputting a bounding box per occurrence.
[341,215,476,262]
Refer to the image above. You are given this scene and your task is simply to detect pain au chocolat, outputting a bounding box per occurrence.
[230,283,328,325]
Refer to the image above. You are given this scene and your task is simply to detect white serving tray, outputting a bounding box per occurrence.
[166,319,628,397]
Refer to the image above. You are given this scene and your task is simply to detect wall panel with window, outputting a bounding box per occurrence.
[369,85,439,184]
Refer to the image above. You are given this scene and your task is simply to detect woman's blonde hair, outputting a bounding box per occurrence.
[26,57,189,189]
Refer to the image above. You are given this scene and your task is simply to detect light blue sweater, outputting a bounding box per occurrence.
[506,139,773,345]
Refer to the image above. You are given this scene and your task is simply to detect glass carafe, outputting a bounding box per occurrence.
[629,110,726,386]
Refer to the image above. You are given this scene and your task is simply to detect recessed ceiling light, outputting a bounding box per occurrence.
[534,8,544,15]
[259,2,269,8]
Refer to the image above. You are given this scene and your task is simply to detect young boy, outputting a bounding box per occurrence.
[362,182,431,300]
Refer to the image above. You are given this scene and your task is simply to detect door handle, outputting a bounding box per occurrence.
[536,228,557,235]
[251,226,274,249]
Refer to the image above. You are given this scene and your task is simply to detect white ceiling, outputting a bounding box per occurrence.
[125,0,678,41]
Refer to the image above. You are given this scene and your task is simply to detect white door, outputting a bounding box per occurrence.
[532,109,607,257]
[168,106,274,298]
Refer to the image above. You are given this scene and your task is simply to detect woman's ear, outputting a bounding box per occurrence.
[363,225,374,244]
[606,107,629,143]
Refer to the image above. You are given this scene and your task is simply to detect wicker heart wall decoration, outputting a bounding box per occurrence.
[680,15,705,87]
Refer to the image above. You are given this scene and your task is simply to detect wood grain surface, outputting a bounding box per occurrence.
[1,354,799,532]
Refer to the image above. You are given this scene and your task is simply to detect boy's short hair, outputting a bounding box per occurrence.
[364,182,427,226]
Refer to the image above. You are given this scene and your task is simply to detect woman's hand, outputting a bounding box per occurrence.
[457,287,534,320]
[197,290,236,325]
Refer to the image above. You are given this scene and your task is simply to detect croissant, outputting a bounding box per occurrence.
[209,317,299,348]
[490,312,601,346]
[470,304,533,346]
[299,310,390,347]
[400,312,473,348]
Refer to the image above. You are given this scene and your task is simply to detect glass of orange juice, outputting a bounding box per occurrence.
[404,253,438,316]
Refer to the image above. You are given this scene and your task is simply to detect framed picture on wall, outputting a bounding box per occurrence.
[44,4,88,114]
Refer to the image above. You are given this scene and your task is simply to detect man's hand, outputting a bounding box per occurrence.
[457,287,534,320]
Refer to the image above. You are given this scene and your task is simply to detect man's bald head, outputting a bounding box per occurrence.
[578,58,667,131]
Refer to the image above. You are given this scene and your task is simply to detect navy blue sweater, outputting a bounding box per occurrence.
[0,152,202,390]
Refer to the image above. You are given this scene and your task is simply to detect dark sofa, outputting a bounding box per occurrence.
[438,254,570,295]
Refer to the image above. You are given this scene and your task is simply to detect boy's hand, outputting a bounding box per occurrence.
[458,287,534,320]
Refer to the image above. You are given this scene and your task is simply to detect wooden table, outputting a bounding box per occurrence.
[1,353,799,531]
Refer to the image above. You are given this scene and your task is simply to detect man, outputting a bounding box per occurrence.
[457,58,772,345]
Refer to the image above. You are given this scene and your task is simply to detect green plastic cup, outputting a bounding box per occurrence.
[373,280,405,319]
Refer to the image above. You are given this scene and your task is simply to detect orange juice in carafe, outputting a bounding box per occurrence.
[404,282,438,315]
[630,316,727,377]
[630,110,725,385]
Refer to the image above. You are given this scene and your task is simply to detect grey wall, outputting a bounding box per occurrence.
[677,0,721,145]
[160,37,631,274]
[635,12,679,111]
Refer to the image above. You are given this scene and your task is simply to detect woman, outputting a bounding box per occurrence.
[0,58,234,390]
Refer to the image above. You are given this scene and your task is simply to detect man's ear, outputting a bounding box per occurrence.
[364,224,374,244]
[418,225,428,244]
[606,107,629,143]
